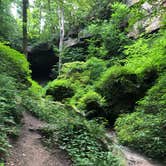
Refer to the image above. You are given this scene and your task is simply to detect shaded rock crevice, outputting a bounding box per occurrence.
[28,43,58,81]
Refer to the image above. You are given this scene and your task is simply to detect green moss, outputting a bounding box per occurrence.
[78,91,106,119]
[46,79,75,102]
[0,43,31,87]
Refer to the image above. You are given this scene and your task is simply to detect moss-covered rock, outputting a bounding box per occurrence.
[46,79,75,102]
[0,43,31,87]
[78,91,106,119]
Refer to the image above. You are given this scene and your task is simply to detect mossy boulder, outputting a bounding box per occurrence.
[0,43,31,88]
[46,79,75,102]
[78,91,106,119]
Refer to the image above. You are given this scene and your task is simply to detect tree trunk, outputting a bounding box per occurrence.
[23,0,28,57]
[58,6,65,75]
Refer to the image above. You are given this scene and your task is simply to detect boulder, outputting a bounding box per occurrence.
[64,38,79,47]
[141,2,153,14]
[128,16,161,38]
[125,0,140,7]
[145,16,161,33]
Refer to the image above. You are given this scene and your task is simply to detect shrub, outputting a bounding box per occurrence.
[0,43,31,87]
[87,22,129,58]
[0,74,23,159]
[62,47,87,63]
[111,2,129,27]
[124,30,166,74]
[46,79,75,102]
[78,91,106,119]
[97,30,166,124]
[59,58,106,85]
[97,66,142,122]
[60,61,86,80]
[87,2,129,59]
[115,73,166,159]
[0,44,31,161]
[85,57,107,81]
[137,73,166,114]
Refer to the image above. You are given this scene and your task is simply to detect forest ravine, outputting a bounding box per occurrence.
[0,0,166,165]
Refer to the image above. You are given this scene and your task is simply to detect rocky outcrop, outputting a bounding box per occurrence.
[127,0,165,38]
[145,16,161,33]
[128,16,161,38]
[64,32,92,48]
[125,0,140,7]
[141,2,153,13]
[64,38,79,48]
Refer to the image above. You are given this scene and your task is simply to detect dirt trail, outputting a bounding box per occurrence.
[6,112,71,166]
[106,130,163,166]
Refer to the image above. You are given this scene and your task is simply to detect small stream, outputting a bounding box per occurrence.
[106,130,164,166]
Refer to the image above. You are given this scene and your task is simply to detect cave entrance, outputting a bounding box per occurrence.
[28,43,58,84]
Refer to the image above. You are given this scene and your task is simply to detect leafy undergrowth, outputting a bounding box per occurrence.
[22,82,122,165]
[0,43,122,165]
[0,43,31,162]
[115,73,166,160]
[113,31,166,161]
[46,30,166,161]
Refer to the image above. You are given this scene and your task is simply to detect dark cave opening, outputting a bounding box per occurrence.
[28,43,58,84]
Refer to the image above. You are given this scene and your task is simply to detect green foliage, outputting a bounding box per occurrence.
[85,57,107,81]
[0,44,31,161]
[87,2,129,59]
[97,30,166,124]
[0,163,4,166]
[111,2,129,26]
[22,82,120,165]
[87,22,128,58]
[0,74,22,159]
[52,57,107,119]
[62,47,87,63]
[124,31,166,74]
[114,33,166,158]
[1,0,165,164]
[137,73,166,115]
[0,0,21,47]
[97,66,142,122]
[46,79,75,102]
[60,61,86,82]
[60,57,106,84]
[127,7,145,31]
[78,91,106,119]
[0,43,31,86]
[115,74,166,159]
[87,37,108,59]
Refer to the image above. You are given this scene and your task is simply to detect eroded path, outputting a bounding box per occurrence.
[106,130,163,166]
[6,112,71,166]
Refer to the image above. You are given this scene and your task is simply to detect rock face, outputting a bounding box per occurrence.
[28,43,58,80]
[64,38,79,48]
[141,2,153,13]
[125,0,140,6]
[145,16,161,33]
[127,0,165,38]
[128,16,161,38]
[64,32,92,48]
